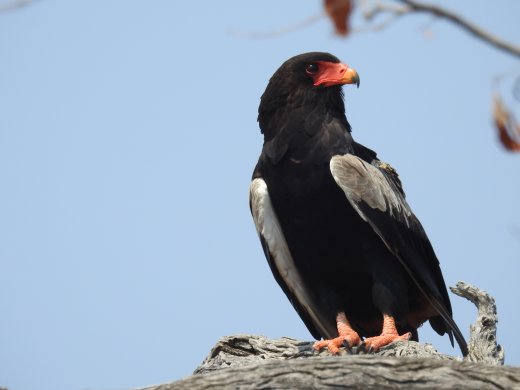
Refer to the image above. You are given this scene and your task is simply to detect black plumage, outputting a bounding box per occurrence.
[249,52,467,355]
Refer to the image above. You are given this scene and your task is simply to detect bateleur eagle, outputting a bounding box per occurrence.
[249,52,468,355]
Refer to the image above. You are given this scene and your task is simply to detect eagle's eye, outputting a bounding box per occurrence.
[305,63,319,75]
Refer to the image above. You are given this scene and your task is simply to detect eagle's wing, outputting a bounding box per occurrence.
[329,154,467,355]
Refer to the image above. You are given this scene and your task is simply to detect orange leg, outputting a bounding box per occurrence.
[313,312,361,354]
[363,314,411,352]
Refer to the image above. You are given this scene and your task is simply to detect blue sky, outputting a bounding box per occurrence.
[1,1,519,389]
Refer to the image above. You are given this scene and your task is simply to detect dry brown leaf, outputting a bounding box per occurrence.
[324,0,353,36]
[493,95,520,152]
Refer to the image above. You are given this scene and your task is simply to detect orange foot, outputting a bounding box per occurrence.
[314,312,361,354]
[362,314,411,352]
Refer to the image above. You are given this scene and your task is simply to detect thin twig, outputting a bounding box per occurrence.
[0,0,41,14]
[491,66,520,86]
[228,0,355,39]
[362,0,409,21]
[227,10,326,39]
[351,13,403,33]
[228,1,401,39]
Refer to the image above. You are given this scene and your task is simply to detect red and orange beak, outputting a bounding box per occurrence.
[313,61,360,88]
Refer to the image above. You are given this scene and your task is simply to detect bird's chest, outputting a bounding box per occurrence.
[258,126,363,265]
[264,130,346,202]
[267,159,336,211]
[262,153,372,273]
[265,158,358,244]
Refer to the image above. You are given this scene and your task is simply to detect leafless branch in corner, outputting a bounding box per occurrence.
[387,0,520,58]
[0,0,41,14]
[230,0,520,60]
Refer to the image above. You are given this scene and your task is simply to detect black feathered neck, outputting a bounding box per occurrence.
[258,53,351,142]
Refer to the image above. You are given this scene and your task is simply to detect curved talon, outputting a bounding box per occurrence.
[342,339,353,353]
[313,335,362,354]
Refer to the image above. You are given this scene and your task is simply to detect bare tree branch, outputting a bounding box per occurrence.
[155,355,520,390]
[141,282,514,390]
[450,282,504,365]
[393,0,520,58]
[230,1,520,60]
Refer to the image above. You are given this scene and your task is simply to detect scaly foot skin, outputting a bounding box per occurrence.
[362,331,411,353]
[313,312,361,354]
[361,313,411,353]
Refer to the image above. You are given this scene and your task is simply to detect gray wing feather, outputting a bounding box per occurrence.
[330,154,412,227]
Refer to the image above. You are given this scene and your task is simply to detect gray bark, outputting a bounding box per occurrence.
[451,281,505,365]
[141,282,518,390]
[149,356,520,390]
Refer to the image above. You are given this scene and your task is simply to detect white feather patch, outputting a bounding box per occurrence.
[249,178,330,338]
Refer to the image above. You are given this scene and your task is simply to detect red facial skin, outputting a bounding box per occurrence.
[309,61,360,88]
